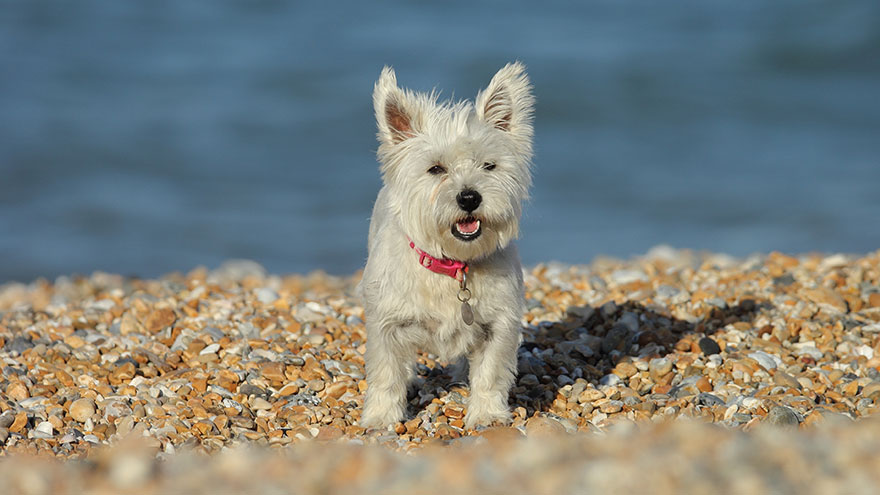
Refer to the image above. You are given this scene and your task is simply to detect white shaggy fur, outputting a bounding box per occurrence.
[360,63,534,429]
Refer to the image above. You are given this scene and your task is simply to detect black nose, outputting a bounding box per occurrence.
[456,189,482,212]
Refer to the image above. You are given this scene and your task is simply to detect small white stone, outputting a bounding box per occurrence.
[34,421,54,437]
[90,299,116,311]
[749,351,780,371]
[861,323,880,333]
[819,254,849,270]
[791,342,824,360]
[255,287,279,304]
[200,343,221,355]
[609,269,647,285]
[305,301,329,314]
[724,405,739,421]
[854,345,874,359]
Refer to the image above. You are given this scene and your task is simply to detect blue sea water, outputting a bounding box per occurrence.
[1,0,879,283]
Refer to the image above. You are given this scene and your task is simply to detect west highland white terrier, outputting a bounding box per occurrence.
[359,62,534,429]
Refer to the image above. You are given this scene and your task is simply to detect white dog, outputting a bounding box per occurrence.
[359,62,534,429]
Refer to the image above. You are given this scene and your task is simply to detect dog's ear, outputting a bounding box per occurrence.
[475,62,534,143]
[373,66,419,146]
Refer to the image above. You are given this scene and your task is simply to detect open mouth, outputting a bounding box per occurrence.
[451,217,482,241]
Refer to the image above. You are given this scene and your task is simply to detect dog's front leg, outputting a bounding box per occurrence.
[465,320,520,428]
[361,324,413,428]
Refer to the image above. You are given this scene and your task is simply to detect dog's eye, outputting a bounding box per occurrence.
[428,164,446,175]
[483,162,496,171]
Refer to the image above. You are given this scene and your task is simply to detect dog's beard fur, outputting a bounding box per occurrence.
[361,62,534,429]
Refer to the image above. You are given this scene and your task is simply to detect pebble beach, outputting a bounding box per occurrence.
[2,247,880,494]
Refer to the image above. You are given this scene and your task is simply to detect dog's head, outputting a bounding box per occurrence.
[373,62,534,262]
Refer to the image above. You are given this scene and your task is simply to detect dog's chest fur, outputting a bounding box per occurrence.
[361,187,523,360]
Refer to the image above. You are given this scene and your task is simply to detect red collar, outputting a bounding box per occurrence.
[408,239,468,281]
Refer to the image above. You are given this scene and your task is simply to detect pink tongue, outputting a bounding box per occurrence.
[457,219,479,234]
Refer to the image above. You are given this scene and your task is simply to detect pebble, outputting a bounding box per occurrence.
[9,412,28,433]
[610,269,647,285]
[598,400,623,414]
[801,287,847,313]
[70,398,97,423]
[525,416,567,436]
[251,398,273,411]
[861,382,880,400]
[765,406,801,428]
[599,301,618,319]
[199,343,221,355]
[748,351,779,371]
[6,381,29,401]
[519,373,539,386]
[695,393,725,407]
[566,306,594,321]
[104,401,132,420]
[601,324,630,353]
[255,287,279,304]
[442,405,465,420]
[697,337,721,355]
[578,388,605,403]
[315,426,344,441]
[791,343,824,360]
[33,421,55,438]
[773,371,802,390]
[612,362,638,379]
[240,383,268,397]
[144,307,176,333]
[116,416,135,437]
[618,312,640,333]
[649,358,673,380]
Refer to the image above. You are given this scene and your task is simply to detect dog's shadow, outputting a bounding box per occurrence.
[508,298,765,417]
[411,296,765,422]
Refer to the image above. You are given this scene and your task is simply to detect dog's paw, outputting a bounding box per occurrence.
[464,396,512,429]
[360,401,406,429]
